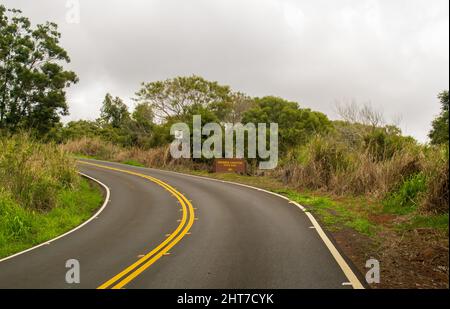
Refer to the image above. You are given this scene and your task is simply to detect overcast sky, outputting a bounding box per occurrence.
[2,0,449,142]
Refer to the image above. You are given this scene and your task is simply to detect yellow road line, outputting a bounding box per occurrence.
[78,161,195,289]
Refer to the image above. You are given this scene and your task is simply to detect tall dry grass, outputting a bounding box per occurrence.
[0,134,79,211]
[277,133,448,214]
[63,133,448,214]
[421,147,449,214]
[62,137,206,170]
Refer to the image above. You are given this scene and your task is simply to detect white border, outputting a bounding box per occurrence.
[0,173,110,263]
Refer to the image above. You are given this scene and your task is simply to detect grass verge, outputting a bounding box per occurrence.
[0,177,104,259]
[122,159,145,167]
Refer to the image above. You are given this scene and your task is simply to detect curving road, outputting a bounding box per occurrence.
[0,159,363,289]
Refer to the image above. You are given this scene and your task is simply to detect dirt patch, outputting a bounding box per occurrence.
[368,213,397,226]
[375,228,448,289]
[330,226,449,289]
[332,228,377,280]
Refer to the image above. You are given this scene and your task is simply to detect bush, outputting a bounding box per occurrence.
[421,145,449,214]
[383,173,428,214]
[62,137,203,171]
[62,137,121,160]
[363,126,417,162]
[277,121,428,197]
[0,191,32,241]
[0,133,79,211]
[284,135,354,189]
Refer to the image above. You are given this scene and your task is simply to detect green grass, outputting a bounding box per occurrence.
[383,173,427,215]
[0,178,103,258]
[273,189,376,236]
[173,168,379,236]
[396,214,449,231]
[101,161,447,237]
[71,153,98,160]
[122,159,145,167]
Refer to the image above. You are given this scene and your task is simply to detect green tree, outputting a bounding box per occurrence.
[132,102,154,130]
[120,102,155,148]
[0,5,78,134]
[429,90,449,145]
[242,96,331,153]
[135,75,231,121]
[61,120,101,141]
[100,93,130,128]
[209,92,256,123]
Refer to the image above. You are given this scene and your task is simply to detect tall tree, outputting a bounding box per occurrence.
[429,90,449,145]
[132,102,154,130]
[209,92,256,123]
[100,93,130,128]
[0,5,78,134]
[135,75,231,121]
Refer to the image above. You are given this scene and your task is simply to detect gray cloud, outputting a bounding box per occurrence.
[2,0,448,142]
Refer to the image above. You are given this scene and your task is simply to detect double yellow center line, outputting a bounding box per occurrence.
[78,161,195,289]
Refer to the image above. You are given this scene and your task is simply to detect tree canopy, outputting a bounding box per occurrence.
[429,90,449,145]
[242,96,332,153]
[135,75,231,121]
[100,93,130,128]
[0,5,78,134]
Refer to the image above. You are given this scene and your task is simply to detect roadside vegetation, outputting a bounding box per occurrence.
[0,134,103,258]
[1,4,448,288]
[61,94,449,217]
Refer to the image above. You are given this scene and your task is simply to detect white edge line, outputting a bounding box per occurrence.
[0,172,110,264]
[305,212,364,289]
[93,160,364,289]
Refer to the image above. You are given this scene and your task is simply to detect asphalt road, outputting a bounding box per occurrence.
[0,159,363,289]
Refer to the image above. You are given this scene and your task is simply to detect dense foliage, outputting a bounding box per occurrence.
[429,90,449,145]
[0,5,78,134]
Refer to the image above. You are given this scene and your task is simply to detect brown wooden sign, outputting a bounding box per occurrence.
[213,158,247,174]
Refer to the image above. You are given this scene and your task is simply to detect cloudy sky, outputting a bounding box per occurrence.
[2,0,448,142]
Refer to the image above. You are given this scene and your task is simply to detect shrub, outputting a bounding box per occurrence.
[277,126,425,199]
[62,137,121,160]
[0,191,32,240]
[62,137,204,171]
[0,133,78,211]
[363,126,417,162]
[421,145,449,214]
[383,173,428,214]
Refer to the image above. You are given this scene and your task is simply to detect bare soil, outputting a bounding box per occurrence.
[331,224,449,289]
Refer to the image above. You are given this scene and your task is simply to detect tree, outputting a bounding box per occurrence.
[209,92,256,124]
[61,120,101,141]
[335,100,384,128]
[0,5,78,134]
[100,93,130,128]
[120,102,155,148]
[242,96,331,153]
[135,75,231,121]
[429,90,449,145]
[132,102,154,130]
